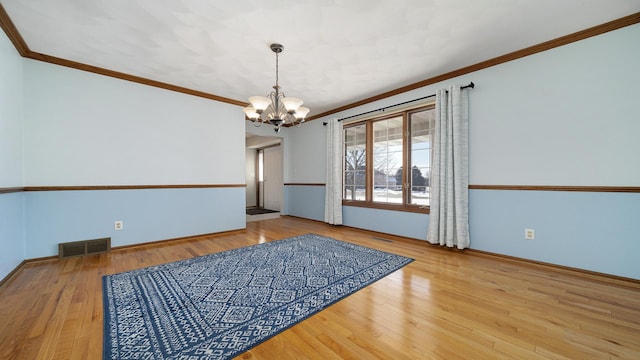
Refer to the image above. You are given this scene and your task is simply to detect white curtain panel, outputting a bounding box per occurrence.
[428,85,470,249]
[324,118,343,225]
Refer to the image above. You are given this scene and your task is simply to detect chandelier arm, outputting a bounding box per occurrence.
[273,86,280,121]
[266,91,278,124]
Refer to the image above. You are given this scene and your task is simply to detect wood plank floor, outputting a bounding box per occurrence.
[1,216,639,359]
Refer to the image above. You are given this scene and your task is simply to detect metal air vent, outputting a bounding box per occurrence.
[59,238,111,259]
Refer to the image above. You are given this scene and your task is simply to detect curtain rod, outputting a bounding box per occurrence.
[323,81,474,125]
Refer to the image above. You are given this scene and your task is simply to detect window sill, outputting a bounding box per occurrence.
[341,200,430,214]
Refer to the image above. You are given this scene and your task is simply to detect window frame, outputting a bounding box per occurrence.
[342,104,434,214]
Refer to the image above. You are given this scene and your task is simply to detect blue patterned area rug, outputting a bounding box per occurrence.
[102,233,413,359]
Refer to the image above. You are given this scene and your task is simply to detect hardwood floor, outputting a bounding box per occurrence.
[1,216,639,359]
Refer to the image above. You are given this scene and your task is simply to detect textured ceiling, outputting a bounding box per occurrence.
[2,0,639,117]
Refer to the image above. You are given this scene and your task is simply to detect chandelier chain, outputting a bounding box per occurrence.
[275,51,279,88]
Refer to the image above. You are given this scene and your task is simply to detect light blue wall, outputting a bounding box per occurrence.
[343,206,429,241]
[284,185,325,222]
[24,188,245,258]
[3,17,639,280]
[0,33,248,276]
[0,193,24,279]
[0,31,23,187]
[288,23,640,279]
[0,30,25,280]
[17,59,247,260]
[469,190,640,278]
[22,60,245,186]
[468,24,640,186]
[286,119,326,183]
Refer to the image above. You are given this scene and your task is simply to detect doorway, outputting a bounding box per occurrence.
[245,132,283,213]
[258,144,282,211]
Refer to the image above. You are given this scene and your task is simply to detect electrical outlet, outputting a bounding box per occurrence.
[114,221,123,230]
[525,228,535,240]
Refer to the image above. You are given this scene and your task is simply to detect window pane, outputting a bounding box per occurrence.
[409,109,434,206]
[372,117,403,203]
[344,124,366,201]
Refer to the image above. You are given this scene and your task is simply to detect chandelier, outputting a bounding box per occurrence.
[243,43,309,133]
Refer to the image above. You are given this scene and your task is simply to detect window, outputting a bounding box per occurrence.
[344,124,366,201]
[372,116,403,203]
[408,109,434,206]
[342,106,434,213]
